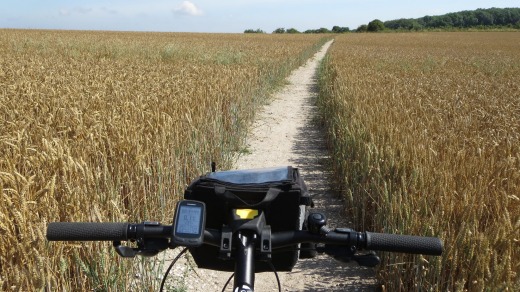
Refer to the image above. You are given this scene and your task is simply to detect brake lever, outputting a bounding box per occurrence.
[352,251,380,267]
[113,238,169,258]
[317,244,380,267]
[113,241,139,258]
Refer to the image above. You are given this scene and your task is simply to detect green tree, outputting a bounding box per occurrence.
[379,8,520,31]
[286,28,300,33]
[273,28,286,34]
[304,28,331,33]
[356,24,368,32]
[317,27,330,33]
[384,19,422,30]
[431,15,453,27]
[475,10,494,26]
[460,11,478,27]
[332,26,350,33]
[367,19,385,32]
[447,13,464,27]
[244,29,265,34]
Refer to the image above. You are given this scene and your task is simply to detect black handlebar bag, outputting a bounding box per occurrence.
[183,166,312,272]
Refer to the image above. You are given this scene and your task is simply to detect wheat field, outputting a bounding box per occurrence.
[0,29,328,291]
[3,29,518,291]
[318,32,519,291]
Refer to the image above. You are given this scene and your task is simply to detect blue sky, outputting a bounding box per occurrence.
[1,1,516,33]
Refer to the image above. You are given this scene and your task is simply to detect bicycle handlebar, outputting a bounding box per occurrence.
[365,232,442,255]
[47,222,130,241]
[47,222,442,256]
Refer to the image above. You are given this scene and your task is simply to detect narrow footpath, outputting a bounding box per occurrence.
[171,40,378,291]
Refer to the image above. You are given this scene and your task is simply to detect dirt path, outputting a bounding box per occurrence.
[169,40,378,291]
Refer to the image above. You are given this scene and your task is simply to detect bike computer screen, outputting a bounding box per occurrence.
[172,200,206,247]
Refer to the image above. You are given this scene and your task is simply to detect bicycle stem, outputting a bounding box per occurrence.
[234,231,256,292]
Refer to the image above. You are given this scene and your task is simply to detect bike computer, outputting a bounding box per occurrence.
[172,200,206,247]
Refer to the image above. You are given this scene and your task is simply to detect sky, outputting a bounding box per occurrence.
[0,1,517,33]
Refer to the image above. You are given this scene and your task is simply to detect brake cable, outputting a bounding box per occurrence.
[159,247,188,292]
[222,273,234,292]
[268,261,282,292]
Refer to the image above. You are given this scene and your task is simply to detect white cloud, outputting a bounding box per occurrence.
[174,1,203,16]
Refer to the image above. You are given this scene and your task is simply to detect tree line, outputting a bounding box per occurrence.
[244,26,350,34]
[244,7,520,34]
[383,7,520,31]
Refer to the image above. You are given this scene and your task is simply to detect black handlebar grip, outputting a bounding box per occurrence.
[47,222,129,241]
[365,232,443,256]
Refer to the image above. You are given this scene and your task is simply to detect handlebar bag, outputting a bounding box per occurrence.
[183,166,312,272]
